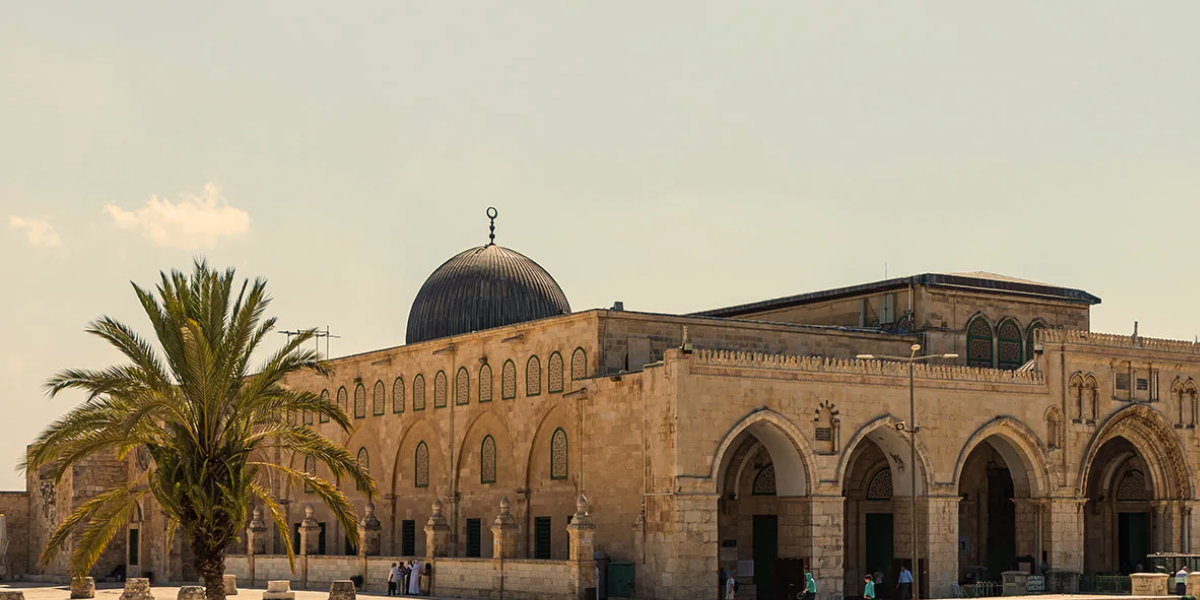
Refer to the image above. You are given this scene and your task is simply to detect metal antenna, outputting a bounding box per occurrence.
[281,327,341,359]
[487,207,498,245]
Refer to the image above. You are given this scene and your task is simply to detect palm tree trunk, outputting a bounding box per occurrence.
[193,538,226,600]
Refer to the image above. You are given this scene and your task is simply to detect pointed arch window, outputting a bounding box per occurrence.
[1187,382,1199,427]
[415,442,429,488]
[393,377,405,413]
[354,383,367,419]
[550,428,568,480]
[481,435,497,484]
[502,360,516,400]
[413,374,426,411]
[373,380,386,416]
[752,464,776,496]
[548,352,564,393]
[304,455,317,493]
[319,390,331,423]
[479,364,493,403]
[337,386,348,414]
[456,367,470,406]
[1069,375,1085,420]
[967,316,994,369]
[526,356,542,397]
[997,319,1024,370]
[1026,321,1047,362]
[1083,375,1099,420]
[1046,407,1064,449]
[571,348,587,381]
[356,448,369,491]
[302,408,313,426]
[434,371,448,408]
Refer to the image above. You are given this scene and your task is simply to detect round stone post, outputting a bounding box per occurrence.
[491,496,519,559]
[299,505,321,589]
[70,576,96,599]
[362,503,382,556]
[424,498,451,558]
[247,507,268,587]
[566,495,597,600]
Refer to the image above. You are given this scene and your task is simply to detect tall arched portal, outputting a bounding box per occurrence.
[716,417,811,600]
[1084,437,1155,574]
[842,419,930,599]
[957,437,1037,582]
[1080,406,1194,575]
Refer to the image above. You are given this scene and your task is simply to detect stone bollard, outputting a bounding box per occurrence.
[262,581,295,600]
[1188,571,1200,597]
[71,576,97,599]
[1001,571,1028,596]
[329,581,356,600]
[1130,572,1169,597]
[120,578,155,600]
[177,588,205,600]
[224,574,238,596]
[0,591,26,600]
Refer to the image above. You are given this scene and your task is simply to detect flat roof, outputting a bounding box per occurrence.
[693,272,1102,319]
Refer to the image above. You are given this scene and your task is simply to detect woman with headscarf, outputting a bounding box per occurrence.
[804,570,817,600]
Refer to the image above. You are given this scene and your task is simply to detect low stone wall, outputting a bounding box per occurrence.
[430,558,573,600]
[224,554,578,599]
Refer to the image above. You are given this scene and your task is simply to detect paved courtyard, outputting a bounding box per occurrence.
[0,583,1184,600]
[0,582,471,600]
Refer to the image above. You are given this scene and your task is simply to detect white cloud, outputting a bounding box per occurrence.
[105,183,250,250]
[9,215,64,249]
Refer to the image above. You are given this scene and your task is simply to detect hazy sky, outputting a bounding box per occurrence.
[2,2,1198,490]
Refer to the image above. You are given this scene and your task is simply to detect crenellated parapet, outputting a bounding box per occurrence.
[692,348,1045,384]
[1041,328,1200,355]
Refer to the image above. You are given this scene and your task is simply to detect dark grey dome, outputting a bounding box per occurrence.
[406,244,571,345]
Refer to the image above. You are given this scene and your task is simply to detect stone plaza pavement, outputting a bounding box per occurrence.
[0,583,475,600]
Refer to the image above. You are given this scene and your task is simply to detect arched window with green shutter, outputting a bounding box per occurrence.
[415,441,429,488]
[550,428,568,480]
[354,383,366,419]
[413,374,426,411]
[434,370,448,408]
[337,386,348,414]
[548,352,564,393]
[502,360,516,400]
[456,367,470,406]
[356,448,368,491]
[997,318,1023,370]
[526,356,542,397]
[481,435,496,484]
[479,364,493,403]
[966,316,994,369]
[373,380,386,416]
[393,377,405,413]
[319,390,331,423]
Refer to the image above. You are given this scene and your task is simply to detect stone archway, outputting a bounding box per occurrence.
[712,410,815,600]
[1078,405,1194,574]
[840,415,934,599]
[952,418,1053,584]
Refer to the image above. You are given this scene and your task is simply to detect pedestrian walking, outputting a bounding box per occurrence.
[897,566,913,600]
[864,574,876,600]
[724,571,737,600]
[1176,566,1189,595]
[804,570,817,600]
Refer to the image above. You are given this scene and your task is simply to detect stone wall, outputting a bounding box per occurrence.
[0,491,30,576]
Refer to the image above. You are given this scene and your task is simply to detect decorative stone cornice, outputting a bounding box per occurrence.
[693,348,1044,385]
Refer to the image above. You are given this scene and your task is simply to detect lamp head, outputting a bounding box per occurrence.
[910,344,921,352]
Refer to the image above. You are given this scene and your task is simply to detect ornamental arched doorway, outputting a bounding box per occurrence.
[715,415,812,600]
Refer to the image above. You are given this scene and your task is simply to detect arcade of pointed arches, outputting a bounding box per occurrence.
[709,404,1192,600]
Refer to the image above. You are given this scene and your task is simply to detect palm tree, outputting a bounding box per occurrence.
[22,259,374,600]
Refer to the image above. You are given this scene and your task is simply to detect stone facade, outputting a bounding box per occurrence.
[13,271,1200,600]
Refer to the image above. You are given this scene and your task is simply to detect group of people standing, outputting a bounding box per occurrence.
[386,560,430,597]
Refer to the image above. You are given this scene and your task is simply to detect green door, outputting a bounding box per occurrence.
[754,516,779,600]
[865,514,894,599]
[1119,512,1150,574]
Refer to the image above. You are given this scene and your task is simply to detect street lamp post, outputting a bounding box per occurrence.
[856,344,958,600]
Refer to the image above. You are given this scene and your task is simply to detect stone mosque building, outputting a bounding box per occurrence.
[6,213,1200,600]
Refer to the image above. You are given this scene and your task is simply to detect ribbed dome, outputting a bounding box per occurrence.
[406,244,571,345]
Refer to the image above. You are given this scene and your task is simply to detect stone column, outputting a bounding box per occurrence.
[384,494,397,556]
[566,495,597,600]
[923,496,960,600]
[807,495,844,600]
[777,497,811,559]
[362,503,382,556]
[491,496,519,559]
[424,498,451,558]
[1044,498,1085,574]
[247,507,268,586]
[1012,499,1039,558]
[299,505,320,590]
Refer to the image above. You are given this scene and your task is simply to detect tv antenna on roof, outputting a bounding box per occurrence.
[281,326,341,359]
